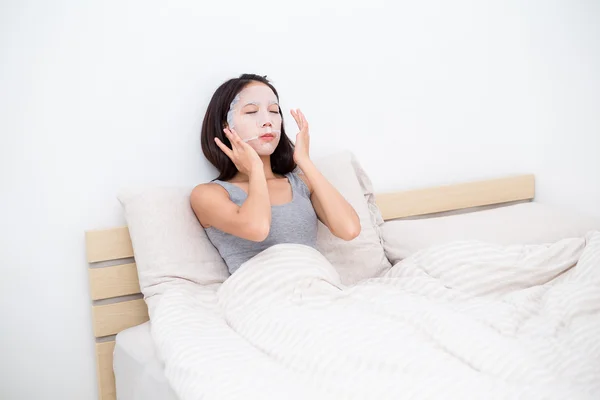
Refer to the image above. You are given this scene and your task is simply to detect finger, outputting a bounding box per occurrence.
[215,136,232,154]
[223,128,234,144]
[290,109,301,128]
[229,128,244,145]
[224,128,241,150]
[300,110,309,131]
[296,109,307,130]
[299,109,307,129]
[214,137,234,158]
[241,141,258,155]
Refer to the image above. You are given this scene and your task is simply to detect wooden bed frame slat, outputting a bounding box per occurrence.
[86,226,134,263]
[96,341,117,400]
[92,299,149,338]
[89,263,141,300]
[376,174,535,220]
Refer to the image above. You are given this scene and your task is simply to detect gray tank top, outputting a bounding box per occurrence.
[204,172,318,275]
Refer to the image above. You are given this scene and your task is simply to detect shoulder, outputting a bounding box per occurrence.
[293,171,313,195]
[190,183,232,228]
[190,182,229,207]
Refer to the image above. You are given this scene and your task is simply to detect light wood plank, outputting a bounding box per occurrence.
[86,226,134,263]
[96,341,116,400]
[89,263,141,301]
[92,299,149,338]
[376,174,535,220]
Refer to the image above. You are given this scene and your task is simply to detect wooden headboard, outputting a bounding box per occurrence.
[85,173,535,400]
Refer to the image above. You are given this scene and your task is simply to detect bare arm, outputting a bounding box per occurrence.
[191,170,271,241]
[298,160,360,241]
[291,109,361,241]
[191,128,271,242]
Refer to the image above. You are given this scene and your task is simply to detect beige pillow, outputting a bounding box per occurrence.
[312,151,391,284]
[118,187,229,313]
[381,201,600,265]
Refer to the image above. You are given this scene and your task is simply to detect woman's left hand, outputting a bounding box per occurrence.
[291,109,310,165]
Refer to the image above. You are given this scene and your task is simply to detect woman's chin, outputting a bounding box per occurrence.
[252,141,279,157]
[255,149,276,157]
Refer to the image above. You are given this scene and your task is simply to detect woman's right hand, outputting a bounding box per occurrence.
[215,128,263,176]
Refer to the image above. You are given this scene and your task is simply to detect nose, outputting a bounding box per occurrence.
[257,112,272,127]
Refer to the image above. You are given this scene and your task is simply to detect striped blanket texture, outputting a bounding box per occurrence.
[151,232,600,399]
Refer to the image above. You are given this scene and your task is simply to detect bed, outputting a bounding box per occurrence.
[85,155,600,400]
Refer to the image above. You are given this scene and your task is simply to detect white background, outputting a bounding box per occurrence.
[1,0,599,398]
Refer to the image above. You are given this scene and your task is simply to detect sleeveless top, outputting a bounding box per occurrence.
[204,172,318,275]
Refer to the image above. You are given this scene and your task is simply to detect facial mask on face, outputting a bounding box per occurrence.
[226,93,239,130]
[226,84,282,147]
[243,135,260,143]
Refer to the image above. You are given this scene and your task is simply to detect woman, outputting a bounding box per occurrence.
[191,73,360,274]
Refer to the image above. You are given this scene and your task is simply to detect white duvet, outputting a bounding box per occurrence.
[151,232,600,400]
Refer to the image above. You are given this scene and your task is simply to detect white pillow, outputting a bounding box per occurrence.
[312,151,391,285]
[381,201,600,265]
[117,187,229,314]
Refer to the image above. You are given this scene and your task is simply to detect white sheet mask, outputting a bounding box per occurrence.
[226,83,283,154]
[226,93,240,130]
[242,135,261,143]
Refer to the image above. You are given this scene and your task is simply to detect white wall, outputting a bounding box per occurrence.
[1,0,598,398]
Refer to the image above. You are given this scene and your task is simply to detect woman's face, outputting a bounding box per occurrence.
[226,82,282,156]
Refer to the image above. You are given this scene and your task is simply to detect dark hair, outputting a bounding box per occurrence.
[201,74,296,181]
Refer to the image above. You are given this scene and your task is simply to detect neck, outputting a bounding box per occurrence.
[260,155,275,179]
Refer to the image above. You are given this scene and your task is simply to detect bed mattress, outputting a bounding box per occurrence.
[113,322,178,400]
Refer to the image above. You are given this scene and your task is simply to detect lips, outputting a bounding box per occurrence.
[260,133,275,140]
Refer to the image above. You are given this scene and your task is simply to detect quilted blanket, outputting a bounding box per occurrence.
[151,232,600,399]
